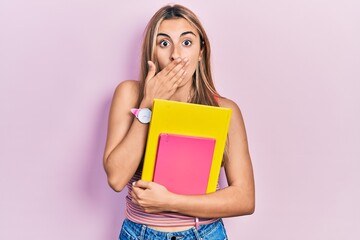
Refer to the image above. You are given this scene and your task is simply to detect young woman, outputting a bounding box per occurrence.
[103,4,255,240]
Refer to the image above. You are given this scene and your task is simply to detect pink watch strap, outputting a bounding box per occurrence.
[130,108,139,116]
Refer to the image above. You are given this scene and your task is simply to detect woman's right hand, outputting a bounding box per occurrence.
[142,58,189,107]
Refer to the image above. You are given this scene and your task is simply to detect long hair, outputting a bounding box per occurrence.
[137,4,221,107]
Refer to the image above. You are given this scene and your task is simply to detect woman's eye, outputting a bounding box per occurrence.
[159,40,170,47]
[182,40,192,46]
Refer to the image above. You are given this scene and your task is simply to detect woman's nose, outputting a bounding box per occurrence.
[170,45,180,61]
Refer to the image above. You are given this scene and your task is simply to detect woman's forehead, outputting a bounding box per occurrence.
[158,18,199,36]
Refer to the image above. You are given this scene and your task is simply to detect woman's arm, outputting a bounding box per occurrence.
[103,80,150,192]
[131,98,255,218]
[103,59,189,192]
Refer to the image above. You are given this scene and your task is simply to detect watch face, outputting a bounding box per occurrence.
[138,108,152,123]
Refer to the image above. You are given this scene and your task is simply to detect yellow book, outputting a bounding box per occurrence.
[141,99,232,194]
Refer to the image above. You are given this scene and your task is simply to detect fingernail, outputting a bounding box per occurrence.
[132,181,136,186]
[183,57,189,62]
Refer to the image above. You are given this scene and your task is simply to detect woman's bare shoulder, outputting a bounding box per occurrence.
[217,96,247,125]
[218,97,241,112]
[111,80,140,108]
[115,80,140,94]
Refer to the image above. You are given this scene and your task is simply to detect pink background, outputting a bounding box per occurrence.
[1,0,359,239]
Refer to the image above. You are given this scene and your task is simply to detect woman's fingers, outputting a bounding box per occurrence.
[156,58,187,79]
[172,68,187,87]
[143,58,189,101]
[161,58,182,76]
[145,58,186,84]
[133,180,151,189]
[145,61,157,82]
[165,58,188,79]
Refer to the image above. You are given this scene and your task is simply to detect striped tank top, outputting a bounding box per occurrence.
[125,170,219,227]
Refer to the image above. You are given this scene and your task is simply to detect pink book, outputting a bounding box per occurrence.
[153,133,216,195]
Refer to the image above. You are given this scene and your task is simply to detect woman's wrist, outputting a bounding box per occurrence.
[139,98,153,109]
[166,192,181,213]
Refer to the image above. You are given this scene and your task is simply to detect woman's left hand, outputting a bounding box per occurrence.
[131,180,174,213]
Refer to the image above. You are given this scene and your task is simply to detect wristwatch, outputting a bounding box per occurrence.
[131,108,152,124]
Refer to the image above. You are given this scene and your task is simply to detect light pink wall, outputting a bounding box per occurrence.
[1,0,359,239]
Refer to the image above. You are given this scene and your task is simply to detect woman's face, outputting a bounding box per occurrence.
[155,18,202,85]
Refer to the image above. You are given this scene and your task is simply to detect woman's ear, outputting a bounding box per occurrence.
[198,49,204,61]
[198,41,205,61]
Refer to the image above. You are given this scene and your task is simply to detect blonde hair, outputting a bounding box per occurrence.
[138,4,221,106]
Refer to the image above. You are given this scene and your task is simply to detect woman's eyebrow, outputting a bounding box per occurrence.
[181,31,197,37]
[157,33,170,38]
[157,31,197,38]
